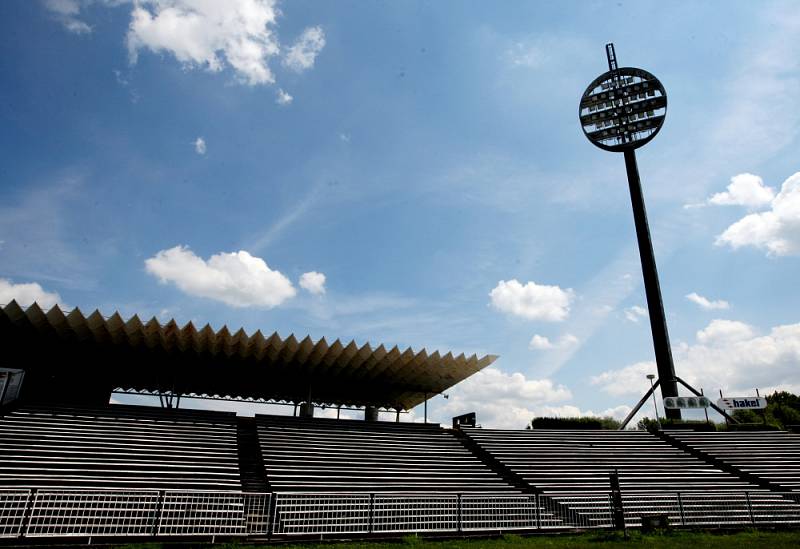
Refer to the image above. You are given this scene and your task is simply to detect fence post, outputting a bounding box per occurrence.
[20,489,36,538]
[610,470,625,531]
[534,494,540,529]
[368,494,374,534]
[745,492,755,525]
[457,494,462,533]
[266,493,276,539]
[677,492,686,526]
[270,494,281,537]
[152,490,165,537]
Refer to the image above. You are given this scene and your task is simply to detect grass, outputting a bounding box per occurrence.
[112,529,800,549]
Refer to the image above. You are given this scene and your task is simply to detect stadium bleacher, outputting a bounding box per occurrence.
[460,428,760,493]
[663,430,800,492]
[0,403,242,490]
[255,414,517,493]
[3,300,800,538]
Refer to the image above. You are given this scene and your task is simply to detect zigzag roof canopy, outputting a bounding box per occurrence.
[0,301,497,410]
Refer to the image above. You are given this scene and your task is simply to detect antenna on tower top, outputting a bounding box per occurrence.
[606,43,617,71]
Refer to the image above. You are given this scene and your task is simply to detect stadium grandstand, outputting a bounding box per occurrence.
[2,300,800,542]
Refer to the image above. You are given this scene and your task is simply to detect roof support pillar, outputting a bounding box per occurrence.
[299,401,314,418]
[364,406,379,422]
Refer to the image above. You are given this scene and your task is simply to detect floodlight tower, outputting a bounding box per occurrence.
[579,44,680,419]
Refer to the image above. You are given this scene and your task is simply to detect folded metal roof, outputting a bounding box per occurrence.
[0,301,496,410]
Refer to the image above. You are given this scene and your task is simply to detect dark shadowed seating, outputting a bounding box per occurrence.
[0,404,242,490]
[255,414,517,493]
[461,428,760,493]
[664,430,800,492]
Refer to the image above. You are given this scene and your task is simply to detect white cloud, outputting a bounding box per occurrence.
[686,292,730,311]
[275,88,293,106]
[708,173,775,208]
[44,0,92,34]
[144,245,296,308]
[47,1,326,89]
[193,136,206,154]
[504,41,547,68]
[591,360,656,397]
[696,319,755,345]
[439,368,572,429]
[0,278,63,309]
[529,333,578,351]
[489,279,574,321]
[299,271,326,295]
[528,334,552,350]
[716,171,800,256]
[126,0,281,85]
[438,367,634,429]
[624,305,647,323]
[283,25,325,72]
[592,318,800,397]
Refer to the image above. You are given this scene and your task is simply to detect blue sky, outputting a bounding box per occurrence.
[2,1,800,427]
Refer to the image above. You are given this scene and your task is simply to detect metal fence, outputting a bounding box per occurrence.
[540,493,614,529]
[0,489,30,538]
[461,495,538,531]
[3,489,800,539]
[621,491,800,527]
[7,490,270,539]
[373,495,458,533]
[25,490,159,538]
[271,493,370,535]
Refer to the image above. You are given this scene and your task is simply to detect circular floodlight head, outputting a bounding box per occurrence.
[579,67,667,152]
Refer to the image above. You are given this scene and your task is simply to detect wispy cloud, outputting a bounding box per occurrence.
[244,179,327,253]
[193,137,206,155]
[624,305,648,323]
[0,173,95,290]
[686,292,730,311]
[529,333,578,351]
[44,0,91,34]
[275,88,293,106]
[283,26,326,73]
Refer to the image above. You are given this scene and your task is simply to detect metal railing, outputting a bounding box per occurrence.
[2,488,800,539]
[6,490,270,539]
[0,489,30,538]
[540,493,614,529]
[25,490,159,538]
[621,490,800,527]
[271,493,370,535]
[461,495,537,531]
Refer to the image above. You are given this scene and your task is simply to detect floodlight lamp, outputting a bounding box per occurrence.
[579,66,667,152]
[646,374,655,380]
